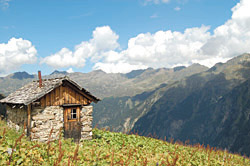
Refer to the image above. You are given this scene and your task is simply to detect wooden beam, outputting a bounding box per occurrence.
[32,102,41,106]
[27,104,31,138]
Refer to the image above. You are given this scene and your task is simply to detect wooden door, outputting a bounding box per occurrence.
[64,107,81,142]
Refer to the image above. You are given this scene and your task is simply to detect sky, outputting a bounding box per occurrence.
[0,0,249,76]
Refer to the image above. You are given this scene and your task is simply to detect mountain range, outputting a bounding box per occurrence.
[131,53,250,155]
[0,53,250,156]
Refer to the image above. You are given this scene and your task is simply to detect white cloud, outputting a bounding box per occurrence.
[94,26,211,72]
[95,0,250,72]
[0,0,11,10]
[150,13,158,19]
[174,6,181,11]
[66,68,74,73]
[41,48,79,68]
[232,0,250,19]
[192,57,230,68]
[41,26,119,68]
[144,0,170,5]
[42,0,250,73]
[200,0,250,60]
[94,61,147,73]
[0,38,37,74]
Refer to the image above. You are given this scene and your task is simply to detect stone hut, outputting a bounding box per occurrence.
[0,73,100,142]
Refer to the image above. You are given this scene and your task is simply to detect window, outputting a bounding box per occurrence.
[71,108,77,119]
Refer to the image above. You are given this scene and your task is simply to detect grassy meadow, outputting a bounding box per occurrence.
[0,120,249,165]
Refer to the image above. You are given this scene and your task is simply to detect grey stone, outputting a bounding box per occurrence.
[32,114,55,120]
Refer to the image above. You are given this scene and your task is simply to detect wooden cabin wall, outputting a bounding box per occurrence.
[39,85,89,107]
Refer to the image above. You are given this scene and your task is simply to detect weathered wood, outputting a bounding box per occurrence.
[68,88,72,104]
[63,107,67,123]
[80,95,83,104]
[60,85,63,105]
[76,93,79,104]
[32,102,40,106]
[63,81,95,102]
[66,87,69,104]
[46,92,50,106]
[64,107,81,142]
[55,87,58,105]
[68,87,70,104]
[40,97,45,107]
[51,90,54,106]
[77,107,80,122]
[71,89,74,104]
[37,84,92,107]
[27,104,31,137]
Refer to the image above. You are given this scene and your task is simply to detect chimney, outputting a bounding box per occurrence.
[38,71,42,88]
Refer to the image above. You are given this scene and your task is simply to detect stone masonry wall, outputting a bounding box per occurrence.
[6,105,27,131]
[80,105,93,141]
[6,105,93,142]
[31,106,63,142]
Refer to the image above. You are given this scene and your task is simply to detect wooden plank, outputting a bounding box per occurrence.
[65,87,69,104]
[63,86,66,105]
[27,104,31,137]
[60,86,63,105]
[68,88,71,104]
[79,95,83,104]
[64,107,67,123]
[64,87,67,104]
[78,93,81,104]
[77,107,80,122]
[55,87,58,106]
[76,93,79,104]
[63,82,94,105]
[54,89,56,105]
[51,90,54,106]
[70,89,73,104]
[68,87,71,104]
[63,81,95,102]
[40,97,45,107]
[46,93,50,106]
[72,89,76,104]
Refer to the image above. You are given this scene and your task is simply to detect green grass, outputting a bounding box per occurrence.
[0,120,249,165]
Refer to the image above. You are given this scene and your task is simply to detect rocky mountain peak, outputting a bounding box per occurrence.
[11,71,35,80]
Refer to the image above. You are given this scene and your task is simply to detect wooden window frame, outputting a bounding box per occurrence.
[67,107,78,121]
[71,108,77,119]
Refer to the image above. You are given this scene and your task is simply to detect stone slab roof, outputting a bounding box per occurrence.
[0,77,100,105]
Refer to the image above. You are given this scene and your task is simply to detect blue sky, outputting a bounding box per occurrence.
[1,0,249,76]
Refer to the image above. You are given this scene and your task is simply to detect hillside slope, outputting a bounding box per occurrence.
[93,64,208,132]
[93,84,168,132]
[0,120,249,165]
[132,53,250,155]
[213,78,250,155]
